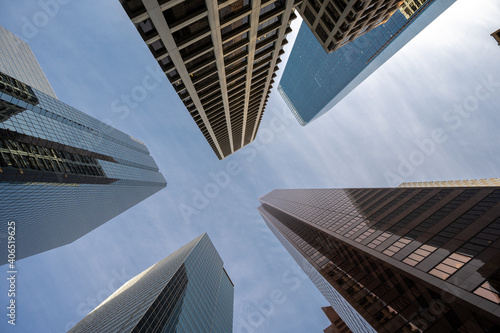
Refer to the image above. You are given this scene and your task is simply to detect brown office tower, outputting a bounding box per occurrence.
[119,0,297,159]
[258,185,500,332]
[297,0,404,53]
[323,306,353,333]
[491,29,500,46]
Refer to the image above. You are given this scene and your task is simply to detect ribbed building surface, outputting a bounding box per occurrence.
[69,233,234,333]
[278,0,455,125]
[0,72,166,263]
[119,0,297,159]
[400,178,500,188]
[0,25,57,99]
[259,187,500,332]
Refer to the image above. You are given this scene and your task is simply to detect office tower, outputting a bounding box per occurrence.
[0,70,166,264]
[297,0,402,53]
[0,25,57,98]
[492,29,500,46]
[69,233,234,333]
[400,178,500,188]
[400,0,429,19]
[322,306,353,333]
[259,186,500,332]
[119,0,297,159]
[279,0,455,126]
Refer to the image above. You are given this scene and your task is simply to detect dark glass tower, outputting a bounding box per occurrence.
[0,72,166,263]
[322,306,353,333]
[259,185,500,332]
[278,0,456,126]
[69,233,234,333]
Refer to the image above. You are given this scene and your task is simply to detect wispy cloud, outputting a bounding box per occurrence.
[1,1,500,333]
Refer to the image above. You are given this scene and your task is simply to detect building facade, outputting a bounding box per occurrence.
[491,28,500,46]
[119,0,297,159]
[297,0,403,53]
[278,0,455,126]
[322,306,353,333]
[69,233,234,333]
[399,0,429,19]
[0,70,166,263]
[259,186,500,332]
[118,1,413,158]
[0,25,57,98]
[400,178,500,188]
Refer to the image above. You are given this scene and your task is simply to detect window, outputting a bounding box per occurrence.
[403,244,437,267]
[474,280,500,304]
[221,15,249,37]
[163,0,206,26]
[428,252,471,280]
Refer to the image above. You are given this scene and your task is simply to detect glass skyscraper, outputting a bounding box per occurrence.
[262,199,376,333]
[278,0,456,126]
[0,27,166,264]
[259,184,500,332]
[322,306,353,333]
[0,25,57,99]
[69,233,234,333]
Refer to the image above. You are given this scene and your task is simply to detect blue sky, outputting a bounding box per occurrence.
[1,0,500,332]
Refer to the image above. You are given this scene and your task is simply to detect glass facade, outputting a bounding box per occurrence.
[69,233,234,333]
[265,213,376,333]
[0,25,57,98]
[297,0,403,54]
[278,0,456,126]
[0,73,166,264]
[259,186,500,332]
[322,306,354,333]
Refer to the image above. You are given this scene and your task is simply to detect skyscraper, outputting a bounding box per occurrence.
[69,233,234,333]
[259,185,500,332]
[0,27,166,263]
[296,0,403,53]
[119,0,297,159]
[400,0,430,19]
[0,25,57,98]
[322,306,353,333]
[491,28,500,46]
[118,1,410,159]
[399,178,500,188]
[278,0,455,126]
